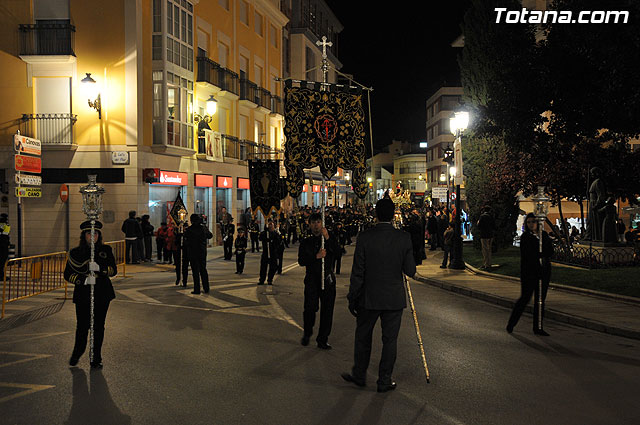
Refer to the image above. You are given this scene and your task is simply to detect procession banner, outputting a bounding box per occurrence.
[203,129,224,162]
[169,193,188,226]
[249,159,281,217]
[283,81,369,198]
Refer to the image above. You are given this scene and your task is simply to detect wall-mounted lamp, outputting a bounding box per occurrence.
[81,73,101,119]
[194,95,218,131]
[206,95,217,116]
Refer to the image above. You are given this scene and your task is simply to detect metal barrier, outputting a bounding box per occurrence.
[104,240,126,278]
[2,251,68,318]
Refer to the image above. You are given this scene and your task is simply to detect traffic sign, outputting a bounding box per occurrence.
[60,184,69,203]
[450,192,457,201]
[14,134,41,156]
[15,187,42,198]
[15,174,42,186]
[15,154,41,173]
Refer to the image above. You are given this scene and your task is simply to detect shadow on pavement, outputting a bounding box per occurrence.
[66,368,131,425]
[0,301,66,333]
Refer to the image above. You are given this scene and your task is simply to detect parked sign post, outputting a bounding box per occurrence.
[14,132,42,257]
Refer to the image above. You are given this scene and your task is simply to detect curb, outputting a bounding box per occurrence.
[464,262,640,306]
[413,272,640,341]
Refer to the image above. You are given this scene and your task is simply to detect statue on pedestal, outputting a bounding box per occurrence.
[600,197,619,244]
[584,167,607,241]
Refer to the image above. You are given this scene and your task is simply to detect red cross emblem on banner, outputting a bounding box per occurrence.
[314,114,338,143]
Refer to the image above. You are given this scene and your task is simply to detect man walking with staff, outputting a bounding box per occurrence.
[342,198,416,392]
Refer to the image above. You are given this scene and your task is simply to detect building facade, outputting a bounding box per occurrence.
[0,0,288,255]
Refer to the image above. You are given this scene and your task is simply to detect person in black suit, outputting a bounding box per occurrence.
[507,212,553,336]
[234,227,248,274]
[298,213,339,350]
[65,221,117,369]
[342,198,416,393]
[257,220,281,285]
[223,218,235,260]
[184,214,213,294]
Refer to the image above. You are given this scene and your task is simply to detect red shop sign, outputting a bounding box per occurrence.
[312,185,320,193]
[14,154,41,173]
[302,184,308,193]
[153,170,187,185]
[195,174,214,187]
[238,177,250,190]
[217,176,233,188]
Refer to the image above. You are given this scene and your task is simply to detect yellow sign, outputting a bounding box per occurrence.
[15,187,42,198]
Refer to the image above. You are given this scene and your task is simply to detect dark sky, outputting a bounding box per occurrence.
[324,1,471,152]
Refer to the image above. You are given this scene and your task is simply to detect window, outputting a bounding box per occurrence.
[153,35,162,60]
[254,11,263,36]
[218,41,229,68]
[167,1,173,35]
[239,54,249,74]
[239,1,248,25]
[254,120,263,144]
[254,63,263,87]
[218,0,229,10]
[270,25,277,47]
[153,0,161,32]
[239,115,248,140]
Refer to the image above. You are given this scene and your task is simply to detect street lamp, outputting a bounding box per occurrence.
[448,110,469,270]
[443,146,454,209]
[532,185,550,332]
[79,174,105,364]
[81,73,102,119]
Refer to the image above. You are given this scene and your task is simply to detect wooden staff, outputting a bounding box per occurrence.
[404,274,430,383]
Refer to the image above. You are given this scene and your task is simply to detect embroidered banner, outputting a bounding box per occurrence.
[249,160,282,217]
[283,82,369,198]
[169,193,188,225]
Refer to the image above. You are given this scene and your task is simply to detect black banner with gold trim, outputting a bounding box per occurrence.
[249,160,281,217]
[283,82,369,199]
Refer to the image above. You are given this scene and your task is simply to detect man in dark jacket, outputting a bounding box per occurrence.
[141,215,154,262]
[258,220,282,285]
[342,198,416,393]
[223,218,235,260]
[121,210,142,264]
[477,206,496,270]
[298,213,339,349]
[427,210,438,250]
[184,214,213,294]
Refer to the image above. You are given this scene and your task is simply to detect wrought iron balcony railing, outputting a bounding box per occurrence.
[21,113,77,145]
[19,23,76,56]
[239,78,260,106]
[195,56,239,95]
[270,95,284,115]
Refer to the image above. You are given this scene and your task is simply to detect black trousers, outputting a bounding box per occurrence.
[276,248,284,274]
[351,308,403,385]
[144,236,152,260]
[508,275,549,331]
[292,228,298,244]
[442,246,451,267]
[259,255,278,284]
[223,239,233,260]
[189,252,209,293]
[71,298,111,363]
[335,253,343,274]
[236,253,246,273]
[173,248,189,284]
[303,281,336,344]
[250,236,260,252]
[156,239,164,260]
[125,240,138,263]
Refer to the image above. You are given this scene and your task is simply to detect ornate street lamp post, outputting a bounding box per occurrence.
[79,175,105,364]
[448,111,469,270]
[532,186,550,331]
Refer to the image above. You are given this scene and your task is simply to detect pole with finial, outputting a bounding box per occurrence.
[316,35,332,290]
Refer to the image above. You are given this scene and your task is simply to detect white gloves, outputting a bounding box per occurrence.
[89,261,100,272]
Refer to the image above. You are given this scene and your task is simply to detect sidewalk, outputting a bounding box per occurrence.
[413,249,640,340]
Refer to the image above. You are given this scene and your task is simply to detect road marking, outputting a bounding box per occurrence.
[177,289,237,308]
[0,352,52,369]
[0,382,55,404]
[0,332,71,345]
[224,287,260,303]
[118,286,165,304]
[265,295,303,331]
[281,262,299,273]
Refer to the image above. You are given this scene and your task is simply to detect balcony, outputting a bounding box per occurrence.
[239,78,260,107]
[195,56,239,95]
[21,113,77,147]
[270,95,284,116]
[19,23,75,58]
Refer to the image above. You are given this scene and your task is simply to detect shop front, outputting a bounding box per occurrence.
[216,175,233,222]
[237,177,251,229]
[298,184,309,207]
[149,170,188,229]
[195,174,214,232]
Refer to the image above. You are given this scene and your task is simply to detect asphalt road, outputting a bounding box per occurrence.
[1,243,639,424]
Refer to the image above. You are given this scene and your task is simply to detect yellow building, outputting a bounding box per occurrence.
[0,0,288,255]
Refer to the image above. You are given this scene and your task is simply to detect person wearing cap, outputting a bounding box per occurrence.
[64,221,117,369]
[223,217,235,261]
[0,214,10,282]
[234,227,248,274]
[184,214,213,294]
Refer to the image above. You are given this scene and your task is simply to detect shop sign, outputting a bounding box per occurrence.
[302,184,308,193]
[16,187,42,198]
[111,151,130,165]
[14,134,41,156]
[238,177,250,190]
[312,185,320,193]
[216,176,233,188]
[15,154,41,173]
[154,170,187,186]
[195,174,214,187]
[15,173,42,186]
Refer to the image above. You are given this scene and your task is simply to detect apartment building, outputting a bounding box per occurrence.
[0,0,288,255]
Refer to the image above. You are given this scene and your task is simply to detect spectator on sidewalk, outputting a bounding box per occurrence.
[136,216,145,263]
[141,215,154,262]
[173,224,189,287]
[476,206,495,270]
[0,214,10,282]
[121,211,141,264]
[441,222,454,269]
[184,214,213,294]
[155,222,168,263]
[427,209,438,251]
[507,212,553,336]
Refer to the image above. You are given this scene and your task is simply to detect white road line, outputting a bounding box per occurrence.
[118,287,162,304]
[224,287,260,303]
[177,289,237,308]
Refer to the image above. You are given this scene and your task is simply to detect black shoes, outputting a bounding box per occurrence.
[440,265,447,269]
[317,342,332,350]
[69,356,79,367]
[267,282,273,285]
[377,382,397,393]
[191,291,201,294]
[300,335,310,346]
[257,282,264,285]
[534,329,550,336]
[506,324,514,334]
[175,280,180,286]
[90,362,103,369]
[341,373,365,388]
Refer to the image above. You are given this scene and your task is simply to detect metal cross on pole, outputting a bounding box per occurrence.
[316,35,333,291]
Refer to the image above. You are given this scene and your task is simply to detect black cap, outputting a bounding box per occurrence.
[80,220,103,231]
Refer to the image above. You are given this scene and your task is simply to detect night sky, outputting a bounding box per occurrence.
[324,1,471,153]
